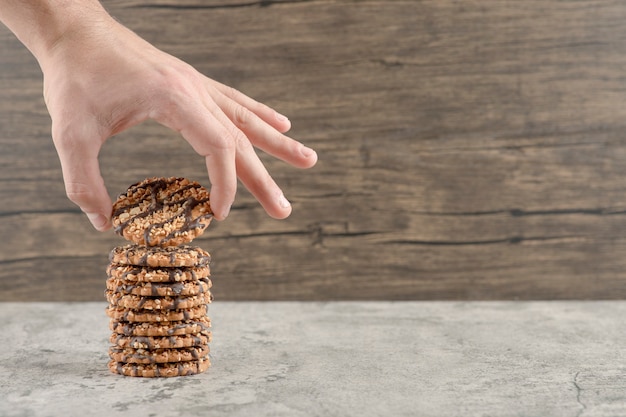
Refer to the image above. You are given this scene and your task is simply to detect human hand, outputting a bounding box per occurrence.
[36,9,317,231]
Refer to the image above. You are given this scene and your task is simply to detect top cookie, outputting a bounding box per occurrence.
[112,177,213,247]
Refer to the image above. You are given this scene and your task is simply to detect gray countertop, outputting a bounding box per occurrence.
[1,301,625,417]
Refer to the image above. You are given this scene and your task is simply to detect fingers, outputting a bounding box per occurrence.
[161,84,310,220]
[203,145,236,221]
[234,103,318,169]
[208,80,293,134]
[153,73,316,221]
[235,138,293,219]
[210,87,318,170]
[51,126,113,232]
[201,88,317,219]
[204,90,317,218]
[160,101,237,221]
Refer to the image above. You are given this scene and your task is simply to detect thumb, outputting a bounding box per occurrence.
[52,129,112,232]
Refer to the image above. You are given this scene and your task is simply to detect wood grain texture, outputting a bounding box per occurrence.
[2,0,626,300]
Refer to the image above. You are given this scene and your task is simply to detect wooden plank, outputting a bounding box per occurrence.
[2,1,626,300]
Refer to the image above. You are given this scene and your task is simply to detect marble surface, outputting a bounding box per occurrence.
[1,301,626,417]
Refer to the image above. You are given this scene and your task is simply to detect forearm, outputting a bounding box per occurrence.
[0,0,111,63]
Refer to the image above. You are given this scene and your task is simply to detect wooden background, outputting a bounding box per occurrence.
[2,0,626,301]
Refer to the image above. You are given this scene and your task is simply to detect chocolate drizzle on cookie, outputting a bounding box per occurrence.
[107,177,214,377]
[110,357,210,377]
[109,345,209,364]
[106,277,211,297]
[110,333,210,350]
[112,177,213,247]
[109,245,211,268]
[109,318,212,337]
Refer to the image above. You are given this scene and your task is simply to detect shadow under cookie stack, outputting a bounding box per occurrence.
[105,177,214,377]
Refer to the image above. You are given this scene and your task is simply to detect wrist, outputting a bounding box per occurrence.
[0,0,113,66]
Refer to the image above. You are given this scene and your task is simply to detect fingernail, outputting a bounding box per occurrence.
[278,194,291,209]
[276,112,289,122]
[220,205,231,220]
[300,145,316,158]
[86,212,108,231]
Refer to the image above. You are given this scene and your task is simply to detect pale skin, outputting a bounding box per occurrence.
[0,0,317,231]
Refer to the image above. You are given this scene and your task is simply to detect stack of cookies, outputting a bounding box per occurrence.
[105,177,215,377]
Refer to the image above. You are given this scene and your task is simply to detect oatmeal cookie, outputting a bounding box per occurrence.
[112,177,213,247]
